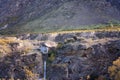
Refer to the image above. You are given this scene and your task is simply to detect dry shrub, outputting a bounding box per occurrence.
[19,40,33,54]
[0,38,33,57]
[24,67,35,78]
[24,67,38,80]
[0,39,13,45]
[0,38,14,57]
[108,57,120,80]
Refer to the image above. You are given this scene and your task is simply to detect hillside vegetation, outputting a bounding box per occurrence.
[0,0,120,34]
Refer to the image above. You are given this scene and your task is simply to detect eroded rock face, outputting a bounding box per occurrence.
[0,52,43,80]
[45,32,120,80]
[48,40,120,80]
[0,31,120,80]
[0,37,43,80]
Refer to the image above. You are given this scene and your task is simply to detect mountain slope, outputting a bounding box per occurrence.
[0,0,120,34]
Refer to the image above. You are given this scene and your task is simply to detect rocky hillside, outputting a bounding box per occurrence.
[0,30,120,80]
[0,0,120,34]
[0,37,44,80]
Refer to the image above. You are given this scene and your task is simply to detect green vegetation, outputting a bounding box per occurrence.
[22,23,120,33]
[0,23,120,35]
[57,42,64,49]
[47,49,57,63]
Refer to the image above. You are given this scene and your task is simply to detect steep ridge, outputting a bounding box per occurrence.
[0,0,120,34]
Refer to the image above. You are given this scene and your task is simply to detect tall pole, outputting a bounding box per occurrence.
[44,61,46,80]
[40,44,49,80]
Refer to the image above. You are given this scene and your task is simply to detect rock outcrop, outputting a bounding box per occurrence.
[0,37,43,80]
[44,31,120,80]
[47,39,120,80]
[0,53,42,80]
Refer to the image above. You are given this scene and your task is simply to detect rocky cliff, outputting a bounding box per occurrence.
[0,30,120,80]
[27,30,120,80]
